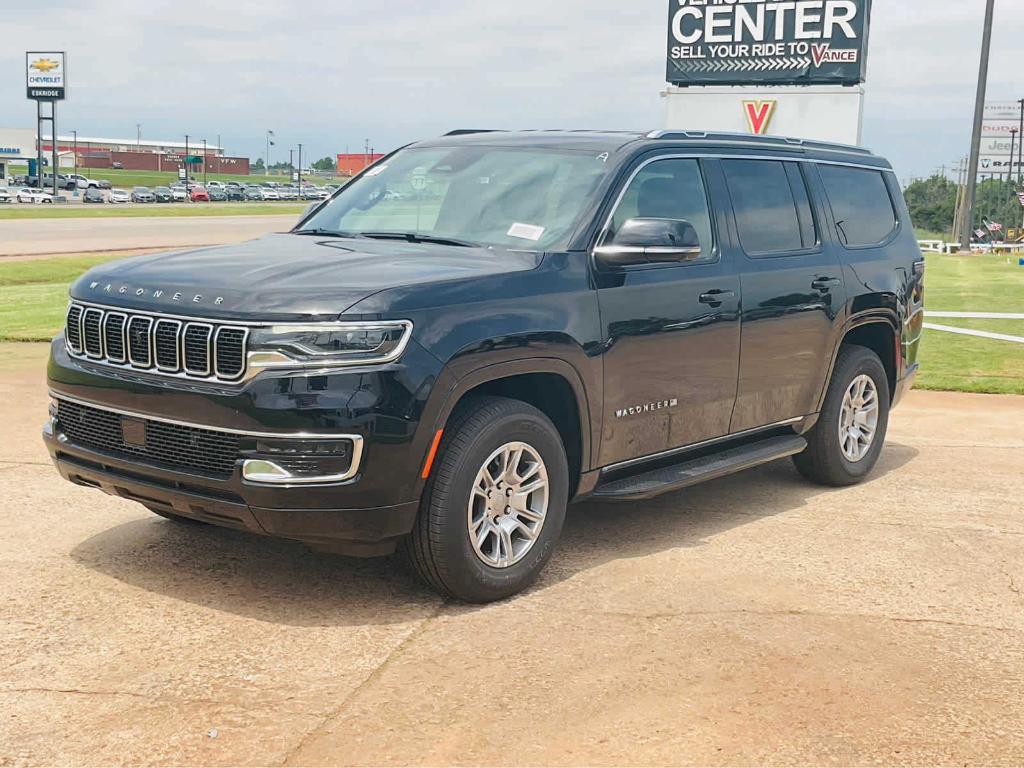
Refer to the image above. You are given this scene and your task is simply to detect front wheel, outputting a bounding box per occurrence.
[404,396,568,603]
[793,345,891,486]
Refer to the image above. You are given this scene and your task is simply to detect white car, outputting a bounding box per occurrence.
[169,185,187,202]
[258,188,280,200]
[108,188,131,204]
[16,188,54,204]
[0,188,12,204]
[66,174,101,189]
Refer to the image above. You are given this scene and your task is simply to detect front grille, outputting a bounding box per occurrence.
[64,303,248,382]
[56,399,241,478]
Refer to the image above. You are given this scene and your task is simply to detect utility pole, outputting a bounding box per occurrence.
[72,129,77,179]
[1009,129,1018,186]
[960,0,996,251]
[298,143,303,192]
[364,138,370,171]
[202,138,207,186]
[185,134,190,198]
[136,123,141,150]
[1018,98,1024,185]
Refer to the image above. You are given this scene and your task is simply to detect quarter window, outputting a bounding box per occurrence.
[723,159,817,255]
[608,158,715,263]
[817,165,898,247]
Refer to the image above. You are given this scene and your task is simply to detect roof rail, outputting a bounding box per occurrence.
[645,130,872,156]
[444,129,505,136]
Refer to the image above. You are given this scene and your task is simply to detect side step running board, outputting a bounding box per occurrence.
[592,435,807,501]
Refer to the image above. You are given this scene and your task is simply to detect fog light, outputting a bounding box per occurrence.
[241,436,363,485]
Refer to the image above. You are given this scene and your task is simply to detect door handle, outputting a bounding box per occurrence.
[811,277,841,292]
[699,289,735,306]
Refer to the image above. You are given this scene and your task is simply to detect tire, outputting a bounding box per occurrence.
[793,345,891,487]
[404,396,569,603]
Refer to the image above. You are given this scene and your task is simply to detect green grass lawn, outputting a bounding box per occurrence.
[1,249,1022,395]
[0,203,306,220]
[914,251,1024,395]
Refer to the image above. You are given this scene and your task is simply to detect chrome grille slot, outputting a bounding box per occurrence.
[127,316,153,368]
[66,306,83,353]
[64,302,249,383]
[104,313,127,363]
[82,308,104,358]
[214,327,247,380]
[183,323,213,375]
[154,319,182,371]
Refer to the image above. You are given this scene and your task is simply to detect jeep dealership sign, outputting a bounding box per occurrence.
[26,51,66,100]
[667,0,872,86]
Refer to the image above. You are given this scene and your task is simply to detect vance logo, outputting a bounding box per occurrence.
[742,100,777,136]
[811,43,859,67]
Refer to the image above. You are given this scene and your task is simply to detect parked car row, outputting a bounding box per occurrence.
[12,173,111,190]
[3,177,337,204]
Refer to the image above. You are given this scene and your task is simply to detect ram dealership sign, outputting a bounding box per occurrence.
[667,0,872,86]
[26,51,66,100]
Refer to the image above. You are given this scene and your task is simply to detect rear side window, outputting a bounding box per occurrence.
[723,160,817,255]
[817,165,898,247]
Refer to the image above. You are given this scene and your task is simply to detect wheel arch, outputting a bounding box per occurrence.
[419,358,593,498]
[816,313,899,417]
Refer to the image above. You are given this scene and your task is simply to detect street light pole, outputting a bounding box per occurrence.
[72,130,77,179]
[202,138,207,186]
[960,0,997,251]
[298,143,303,192]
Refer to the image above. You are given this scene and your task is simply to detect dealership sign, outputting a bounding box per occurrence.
[667,0,872,86]
[26,51,66,100]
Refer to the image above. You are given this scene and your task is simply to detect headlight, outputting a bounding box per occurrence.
[247,320,413,371]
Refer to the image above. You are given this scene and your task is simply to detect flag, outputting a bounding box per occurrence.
[1017,191,1024,208]
[986,220,1002,233]
[974,228,987,239]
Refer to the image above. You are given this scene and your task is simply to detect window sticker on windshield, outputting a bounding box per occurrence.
[364,165,387,177]
[507,223,546,241]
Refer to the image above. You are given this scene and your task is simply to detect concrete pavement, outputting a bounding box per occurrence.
[1,343,1022,766]
[0,214,299,258]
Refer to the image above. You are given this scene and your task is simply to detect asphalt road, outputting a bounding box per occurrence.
[0,214,299,257]
[2,342,1022,766]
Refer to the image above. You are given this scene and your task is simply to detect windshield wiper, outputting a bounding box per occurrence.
[292,228,367,239]
[357,231,479,248]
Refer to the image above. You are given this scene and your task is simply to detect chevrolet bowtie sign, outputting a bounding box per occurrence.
[26,51,67,100]
[666,0,872,86]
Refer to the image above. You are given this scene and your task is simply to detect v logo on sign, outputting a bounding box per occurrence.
[743,100,777,136]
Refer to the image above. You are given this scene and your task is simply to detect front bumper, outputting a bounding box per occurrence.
[45,335,446,554]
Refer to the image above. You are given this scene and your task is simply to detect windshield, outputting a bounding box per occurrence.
[299,145,610,250]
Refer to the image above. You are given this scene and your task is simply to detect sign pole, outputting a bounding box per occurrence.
[50,101,58,198]
[961,0,996,252]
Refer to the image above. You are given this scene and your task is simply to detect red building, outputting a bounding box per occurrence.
[336,153,385,176]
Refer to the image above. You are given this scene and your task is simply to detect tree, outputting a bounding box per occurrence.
[252,157,265,172]
[903,174,957,236]
[311,156,336,172]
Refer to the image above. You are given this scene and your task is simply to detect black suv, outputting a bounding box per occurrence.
[44,130,924,602]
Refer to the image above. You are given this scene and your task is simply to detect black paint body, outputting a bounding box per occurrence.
[44,131,923,551]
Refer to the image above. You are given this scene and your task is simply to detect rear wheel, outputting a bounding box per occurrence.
[404,396,568,603]
[793,345,890,486]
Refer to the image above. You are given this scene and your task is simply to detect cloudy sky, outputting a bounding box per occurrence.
[3,1,1023,180]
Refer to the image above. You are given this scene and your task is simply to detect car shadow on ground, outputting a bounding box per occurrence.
[70,443,918,627]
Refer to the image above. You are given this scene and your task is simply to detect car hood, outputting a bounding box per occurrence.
[70,232,542,320]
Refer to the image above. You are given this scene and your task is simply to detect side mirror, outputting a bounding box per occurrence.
[594,218,702,268]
